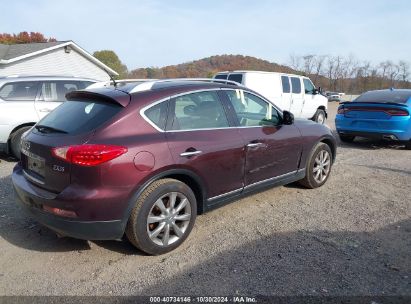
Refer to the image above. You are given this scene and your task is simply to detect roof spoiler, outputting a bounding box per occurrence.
[66,88,130,107]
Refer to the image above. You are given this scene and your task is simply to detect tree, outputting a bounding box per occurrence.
[93,50,128,78]
[0,32,57,44]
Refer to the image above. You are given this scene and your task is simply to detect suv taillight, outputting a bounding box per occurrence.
[52,144,128,166]
[337,107,349,114]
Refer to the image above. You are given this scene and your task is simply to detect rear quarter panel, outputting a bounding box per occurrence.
[294,119,336,169]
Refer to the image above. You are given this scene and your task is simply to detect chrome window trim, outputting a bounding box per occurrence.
[140,88,284,133]
[140,88,229,133]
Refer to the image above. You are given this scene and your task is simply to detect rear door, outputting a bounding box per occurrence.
[34,81,92,119]
[289,76,304,117]
[165,90,245,199]
[222,89,302,186]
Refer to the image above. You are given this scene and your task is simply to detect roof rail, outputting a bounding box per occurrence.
[128,78,242,94]
[86,78,157,89]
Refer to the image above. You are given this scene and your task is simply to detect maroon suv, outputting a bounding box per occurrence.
[12,79,336,255]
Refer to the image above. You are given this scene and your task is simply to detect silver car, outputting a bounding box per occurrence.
[0,75,96,158]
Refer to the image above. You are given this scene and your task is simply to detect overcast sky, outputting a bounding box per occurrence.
[1,0,410,70]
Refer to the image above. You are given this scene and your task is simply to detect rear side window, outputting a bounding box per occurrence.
[36,100,122,135]
[144,101,168,130]
[169,91,229,131]
[228,74,243,84]
[281,76,290,93]
[290,77,301,94]
[354,90,411,104]
[0,81,39,101]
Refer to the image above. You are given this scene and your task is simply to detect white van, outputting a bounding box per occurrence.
[214,71,328,124]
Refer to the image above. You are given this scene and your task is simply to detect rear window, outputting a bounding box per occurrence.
[228,74,243,84]
[354,90,411,104]
[214,74,228,80]
[36,100,122,135]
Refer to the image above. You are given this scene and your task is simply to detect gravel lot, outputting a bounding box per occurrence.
[0,102,410,297]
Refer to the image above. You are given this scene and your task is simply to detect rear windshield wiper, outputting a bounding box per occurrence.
[35,125,68,134]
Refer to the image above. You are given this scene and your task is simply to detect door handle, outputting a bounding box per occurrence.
[246,143,264,148]
[39,108,52,112]
[180,150,202,157]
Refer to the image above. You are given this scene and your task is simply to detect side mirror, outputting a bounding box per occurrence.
[283,110,294,125]
[313,89,319,95]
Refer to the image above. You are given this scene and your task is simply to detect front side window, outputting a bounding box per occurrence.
[290,77,301,94]
[0,81,39,101]
[169,91,229,131]
[303,78,315,94]
[281,76,290,93]
[226,90,281,127]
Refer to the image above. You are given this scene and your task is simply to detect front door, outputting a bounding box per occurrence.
[222,89,302,186]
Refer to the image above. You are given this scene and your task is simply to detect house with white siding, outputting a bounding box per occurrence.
[0,41,118,81]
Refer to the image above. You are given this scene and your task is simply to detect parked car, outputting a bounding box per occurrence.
[327,94,342,102]
[335,89,411,148]
[12,79,337,255]
[0,75,97,159]
[214,70,328,124]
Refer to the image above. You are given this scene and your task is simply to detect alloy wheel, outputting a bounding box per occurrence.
[313,150,331,183]
[146,192,192,247]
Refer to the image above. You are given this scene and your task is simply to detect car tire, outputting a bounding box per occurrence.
[405,140,411,150]
[10,126,31,160]
[313,109,326,124]
[298,142,333,189]
[126,178,197,255]
[338,133,355,143]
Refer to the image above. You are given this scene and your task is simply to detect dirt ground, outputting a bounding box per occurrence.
[0,102,410,297]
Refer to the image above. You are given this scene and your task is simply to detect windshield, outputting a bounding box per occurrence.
[36,100,122,135]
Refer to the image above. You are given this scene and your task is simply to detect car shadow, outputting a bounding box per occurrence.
[0,173,145,254]
[0,152,17,163]
[337,137,408,151]
[139,219,411,296]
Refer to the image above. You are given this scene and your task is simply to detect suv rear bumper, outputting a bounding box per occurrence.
[12,165,125,240]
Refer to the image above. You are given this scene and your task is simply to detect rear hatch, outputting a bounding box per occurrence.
[21,90,128,193]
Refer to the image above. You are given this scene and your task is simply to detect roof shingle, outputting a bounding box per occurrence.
[0,41,66,60]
